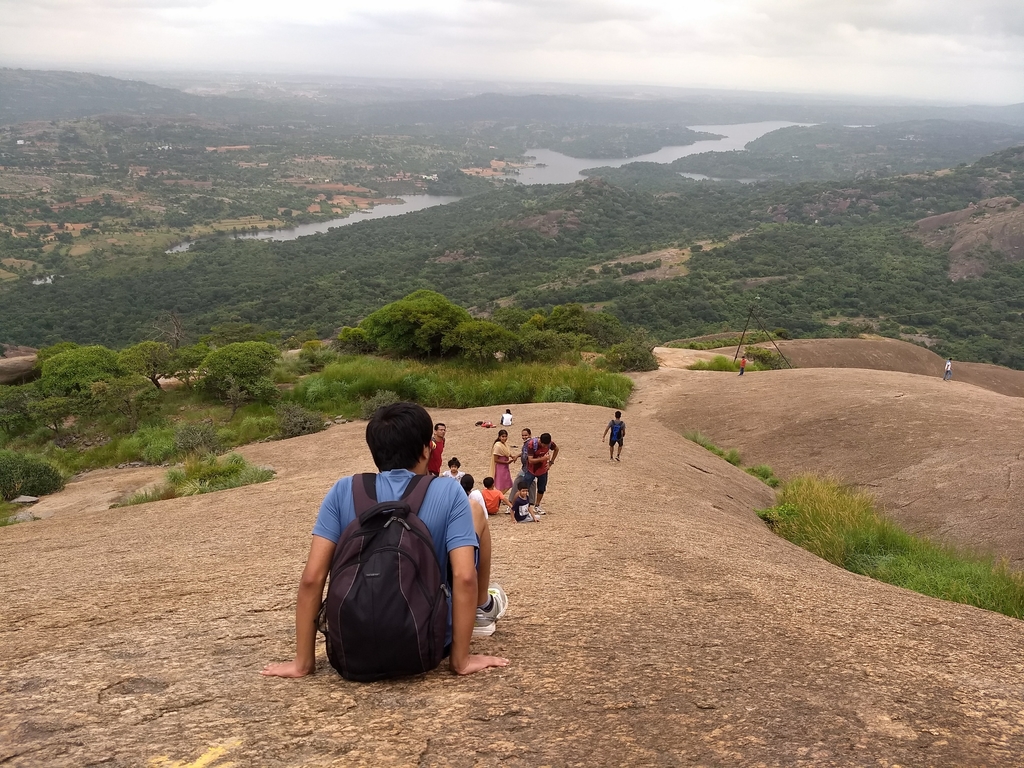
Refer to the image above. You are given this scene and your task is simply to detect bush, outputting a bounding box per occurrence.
[360,389,402,419]
[606,331,658,372]
[688,355,740,372]
[745,347,789,370]
[235,415,278,444]
[0,450,65,500]
[334,326,377,355]
[174,422,221,456]
[276,403,325,438]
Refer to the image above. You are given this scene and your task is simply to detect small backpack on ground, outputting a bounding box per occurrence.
[610,421,623,441]
[320,473,449,681]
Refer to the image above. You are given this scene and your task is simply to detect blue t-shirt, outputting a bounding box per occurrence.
[312,470,479,645]
[312,469,478,571]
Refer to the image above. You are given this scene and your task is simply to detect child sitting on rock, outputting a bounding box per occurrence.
[510,480,540,524]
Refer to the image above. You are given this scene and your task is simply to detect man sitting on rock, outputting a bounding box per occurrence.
[261,402,508,678]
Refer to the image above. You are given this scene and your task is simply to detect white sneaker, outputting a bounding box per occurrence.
[487,584,509,620]
[535,505,546,515]
[473,609,496,637]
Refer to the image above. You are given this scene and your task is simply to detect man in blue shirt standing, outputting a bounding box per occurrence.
[262,402,509,678]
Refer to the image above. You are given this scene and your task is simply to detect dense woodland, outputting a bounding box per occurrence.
[2,143,1024,367]
[3,70,1024,370]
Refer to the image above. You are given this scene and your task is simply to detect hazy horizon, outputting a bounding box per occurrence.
[2,1,1022,106]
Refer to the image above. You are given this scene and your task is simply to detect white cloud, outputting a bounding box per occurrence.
[0,0,1021,103]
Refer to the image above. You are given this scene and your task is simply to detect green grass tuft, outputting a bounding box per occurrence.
[116,453,275,507]
[758,476,1024,620]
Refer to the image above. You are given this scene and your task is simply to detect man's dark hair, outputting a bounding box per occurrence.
[366,402,433,471]
[460,474,474,493]
[483,476,495,489]
[615,411,621,418]
[540,432,552,444]
[434,422,445,430]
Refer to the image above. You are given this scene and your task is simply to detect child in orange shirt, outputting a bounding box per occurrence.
[481,476,513,516]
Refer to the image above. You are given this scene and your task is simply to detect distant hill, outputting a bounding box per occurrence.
[0,68,325,126]
[668,120,1024,181]
[5,68,1024,131]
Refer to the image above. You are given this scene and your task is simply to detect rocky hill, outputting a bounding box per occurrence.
[3,376,1024,764]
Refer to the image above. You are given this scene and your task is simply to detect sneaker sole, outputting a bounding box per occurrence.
[473,622,496,637]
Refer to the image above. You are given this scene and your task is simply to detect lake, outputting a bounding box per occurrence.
[514,121,805,185]
[166,121,800,252]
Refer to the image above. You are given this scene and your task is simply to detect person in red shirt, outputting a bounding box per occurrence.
[427,423,446,476]
[524,432,558,514]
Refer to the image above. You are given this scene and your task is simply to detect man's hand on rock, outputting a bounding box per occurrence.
[451,654,509,676]
[260,659,316,678]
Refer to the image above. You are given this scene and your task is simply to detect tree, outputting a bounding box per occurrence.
[605,330,659,372]
[27,394,80,435]
[171,343,211,390]
[40,345,122,396]
[152,311,187,349]
[200,322,281,347]
[91,376,159,433]
[0,386,31,435]
[200,342,280,414]
[333,327,377,354]
[547,303,588,335]
[360,290,472,358]
[36,341,79,363]
[119,341,174,390]
[442,320,520,363]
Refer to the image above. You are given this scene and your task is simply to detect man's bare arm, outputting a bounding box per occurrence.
[261,535,335,678]
[448,545,508,675]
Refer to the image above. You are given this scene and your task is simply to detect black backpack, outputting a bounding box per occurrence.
[320,473,450,681]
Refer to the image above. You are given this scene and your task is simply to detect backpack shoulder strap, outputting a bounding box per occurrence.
[352,473,434,525]
[352,473,378,515]
[400,474,433,514]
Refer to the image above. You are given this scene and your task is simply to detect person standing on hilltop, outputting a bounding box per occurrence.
[428,422,446,476]
[489,429,515,493]
[739,355,747,376]
[944,358,953,381]
[513,428,538,506]
[523,432,559,514]
[602,410,625,461]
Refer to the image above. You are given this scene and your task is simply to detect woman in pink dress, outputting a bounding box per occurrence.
[489,429,516,493]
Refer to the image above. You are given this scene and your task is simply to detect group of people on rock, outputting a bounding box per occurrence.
[261,401,627,682]
[430,411,560,524]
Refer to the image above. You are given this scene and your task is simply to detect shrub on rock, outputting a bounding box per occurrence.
[0,450,65,500]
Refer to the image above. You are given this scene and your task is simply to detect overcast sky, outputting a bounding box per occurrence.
[2,0,1023,104]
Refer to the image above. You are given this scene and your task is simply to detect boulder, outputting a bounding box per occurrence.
[11,495,39,504]
[0,352,38,385]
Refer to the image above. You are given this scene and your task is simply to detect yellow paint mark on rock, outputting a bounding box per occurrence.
[149,739,241,768]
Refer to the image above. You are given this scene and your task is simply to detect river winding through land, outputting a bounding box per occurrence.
[166,121,802,253]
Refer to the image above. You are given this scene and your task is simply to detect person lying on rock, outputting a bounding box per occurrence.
[261,401,508,680]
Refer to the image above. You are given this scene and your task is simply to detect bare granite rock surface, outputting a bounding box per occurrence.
[2,398,1023,766]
